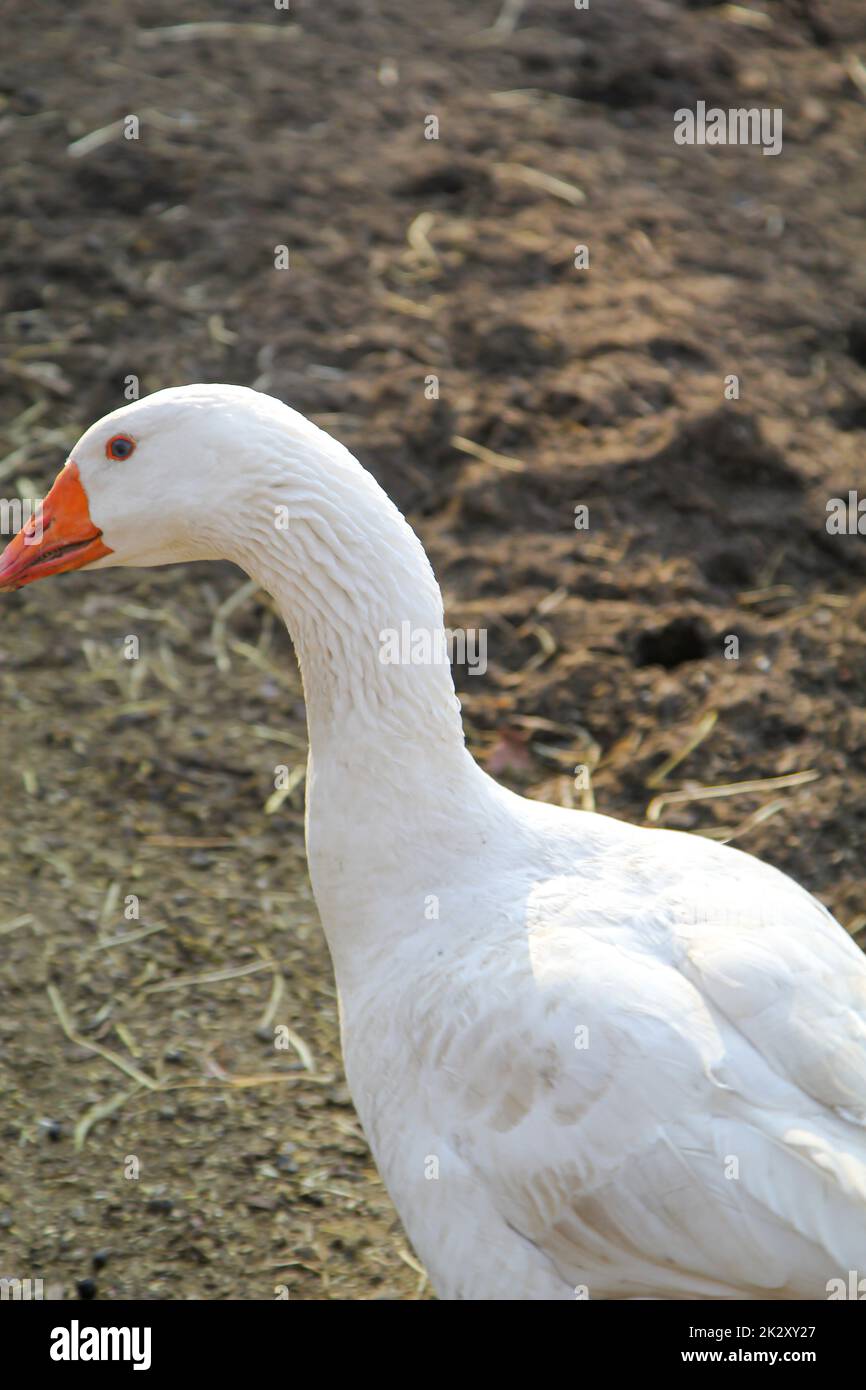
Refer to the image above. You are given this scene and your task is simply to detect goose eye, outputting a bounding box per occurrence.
[106,434,136,461]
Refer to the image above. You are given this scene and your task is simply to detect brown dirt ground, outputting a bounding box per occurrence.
[1,0,865,1300]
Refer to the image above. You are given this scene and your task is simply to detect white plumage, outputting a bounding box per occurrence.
[3,383,865,1299]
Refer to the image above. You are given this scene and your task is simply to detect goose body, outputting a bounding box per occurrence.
[2,383,865,1299]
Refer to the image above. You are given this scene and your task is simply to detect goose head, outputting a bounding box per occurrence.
[0,384,323,590]
[0,382,465,766]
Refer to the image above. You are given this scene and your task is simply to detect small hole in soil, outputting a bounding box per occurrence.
[634,617,709,669]
[846,320,866,367]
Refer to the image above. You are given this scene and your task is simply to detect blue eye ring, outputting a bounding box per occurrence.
[106,433,136,461]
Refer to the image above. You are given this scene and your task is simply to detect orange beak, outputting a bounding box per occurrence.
[0,462,112,592]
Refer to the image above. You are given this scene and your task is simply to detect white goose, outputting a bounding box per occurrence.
[2,383,865,1300]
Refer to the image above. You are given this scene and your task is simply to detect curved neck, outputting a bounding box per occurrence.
[232,452,467,768]
[214,426,490,963]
